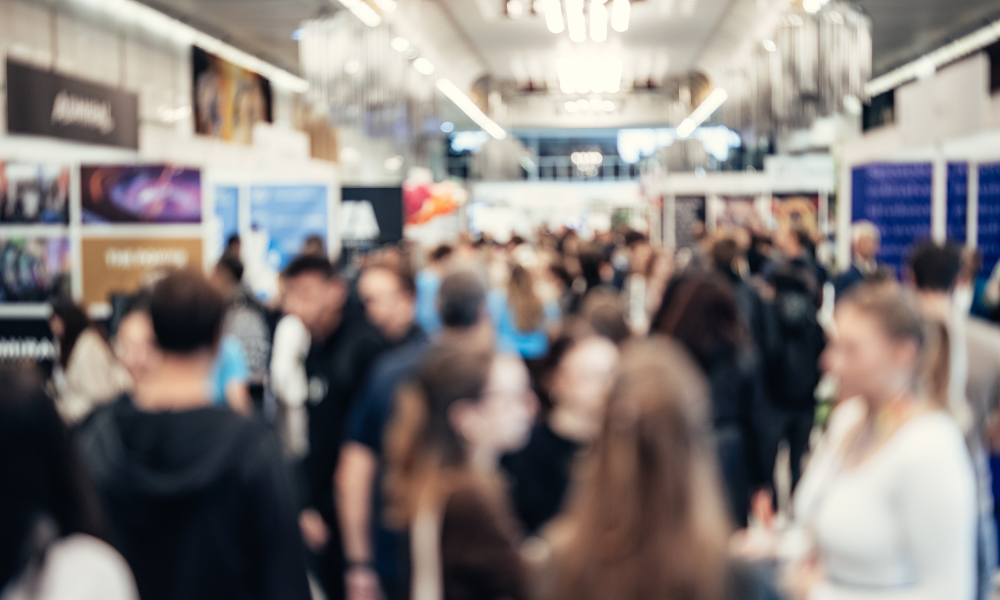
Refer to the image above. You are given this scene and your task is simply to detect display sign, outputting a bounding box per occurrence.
[193,47,272,145]
[6,59,139,149]
[978,163,1000,275]
[715,195,762,231]
[342,187,404,248]
[852,163,932,275]
[0,318,56,368]
[772,194,819,236]
[81,165,202,224]
[674,196,706,250]
[249,185,328,270]
[1,237,71,303]
[215,185,240,256]
[0,162,71,224]
[81,237,203,305]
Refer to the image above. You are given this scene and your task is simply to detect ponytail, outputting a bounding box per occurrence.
[919,319,950,410]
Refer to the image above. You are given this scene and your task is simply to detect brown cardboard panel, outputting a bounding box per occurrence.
[81,237,203,306]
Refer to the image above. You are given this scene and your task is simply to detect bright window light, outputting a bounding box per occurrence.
[413,58,435,75]
[590,0,608,42]
[436,78,506,140]
[545,0,566,33]
[338,0,382,27]
[611,0,630,32]
[390,37,410,52]
[292,28,305,40]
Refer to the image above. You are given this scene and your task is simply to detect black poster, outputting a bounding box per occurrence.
[341,187,404,247]
[0,317,56,370]
[6,60,139,149]
[675,196,706,249]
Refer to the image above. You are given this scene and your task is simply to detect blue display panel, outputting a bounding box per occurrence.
[851,163,932,276]
[249,185,328,270]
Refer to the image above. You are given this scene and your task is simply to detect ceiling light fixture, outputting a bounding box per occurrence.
[676,87,728,138]
[607,56,623,92]
[611,0,630,32]
[441,121,455,132]
[565,101,578,113]
[373,0,397,11]
[545,0,566,33]
[436,78,507,140]
[567,0,587,43]
[574,56,590,93]
[575,98,590,111]
[507,0,524,18]
[390,37,410,52]
[338,0,382,27]
[590,0,608,42]
[413,58,435,74]
[762,39,777,52]
[603,100,615,111]
[68,0,307,91]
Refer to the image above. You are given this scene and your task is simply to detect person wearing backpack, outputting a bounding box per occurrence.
[758,227,826,497]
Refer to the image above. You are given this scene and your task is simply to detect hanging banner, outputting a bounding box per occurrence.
[979,163,1000,275]
[81,237,203,306]
[81,165,202,224]
[852,163,932,276]
[0,162,71,225]
[6,59,139,149]
[193,47,273,145]
[249,185,328,270]
[0,237,71,303]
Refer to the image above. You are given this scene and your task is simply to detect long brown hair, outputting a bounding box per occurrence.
[508,264,545,332]
[553,338,730,600]
[651,274,745,367]
[383,342,495,527]
[838,285,950,408]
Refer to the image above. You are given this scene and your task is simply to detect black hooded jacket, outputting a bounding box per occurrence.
[75,397,310,600]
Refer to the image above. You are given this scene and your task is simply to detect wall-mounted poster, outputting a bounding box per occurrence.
[0,237,71,302]
[193,46,273,145]
[773,194,819,236]
[715,195,762,231]
[342,187,404,248]
[852,163,932,276]
[674,195,706,249]
[81,237,203,306]
[978,163,1000,276]
[249,185,328,270]
[0,162,70,225]
[81,165,202,224]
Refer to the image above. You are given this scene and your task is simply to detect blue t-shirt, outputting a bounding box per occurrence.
[488,291,560,359]
[209,335,251,406]
[414,270,443,336]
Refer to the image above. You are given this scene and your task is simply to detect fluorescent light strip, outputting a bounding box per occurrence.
[436,79,507,140]
[339,0,383,27]
[676,87,728,138]
[546,0,566,33]
[70,0,308,92]
[611,0,630,32]
[567,0,587,43]
[866,17,1000,97]
[590,0,608,42]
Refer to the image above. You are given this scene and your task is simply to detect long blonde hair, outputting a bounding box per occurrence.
[508,264,545,333]
[553,338,731,600]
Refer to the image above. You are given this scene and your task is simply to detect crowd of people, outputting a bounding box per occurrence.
[3,219,1000,600]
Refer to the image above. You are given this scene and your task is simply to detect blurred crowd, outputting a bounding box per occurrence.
[4,219,1000,600]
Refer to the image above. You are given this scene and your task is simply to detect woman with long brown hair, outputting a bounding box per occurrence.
[488,264,560,360]
[544,338,774,600]
[384,344,536,600]
[782,285,975,599]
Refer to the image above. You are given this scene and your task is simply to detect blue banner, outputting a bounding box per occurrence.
[979,163,1000,276]
[215,185,239,257]
[947,163,967,244]
[852,163,932,276]
[249,185,328,270]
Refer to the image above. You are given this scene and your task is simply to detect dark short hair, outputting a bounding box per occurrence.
[430,244,454,263]
[438,270,486,328]
[150,270,226,353]
[215,255,244,283]
[283,254,339,280]
[226,234,241,248]
[909,241,962,292]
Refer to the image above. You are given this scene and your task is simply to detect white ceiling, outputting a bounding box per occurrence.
[438,0,738,87]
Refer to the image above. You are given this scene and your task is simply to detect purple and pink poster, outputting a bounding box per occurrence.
[81,165,201,224]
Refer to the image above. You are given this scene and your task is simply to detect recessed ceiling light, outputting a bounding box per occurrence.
[576,98,590,111]
[565,101,578,113]
[390,37,410,52]
[441,121,455,132]
[762,39,777,52]
[603,100,615,111]
[413,58,435,75]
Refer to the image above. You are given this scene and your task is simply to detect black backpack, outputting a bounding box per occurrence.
[766,284,825,410]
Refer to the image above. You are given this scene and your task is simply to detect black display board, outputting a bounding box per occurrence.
[341,187,404,248]
[6,59,139,149]
[0,317,56,370]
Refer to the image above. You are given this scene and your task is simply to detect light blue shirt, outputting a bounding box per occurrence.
[209,335,250,406]
[488,291,560,360]
[415,270,443,336]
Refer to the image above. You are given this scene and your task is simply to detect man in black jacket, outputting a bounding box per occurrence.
[76,269,310,600]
